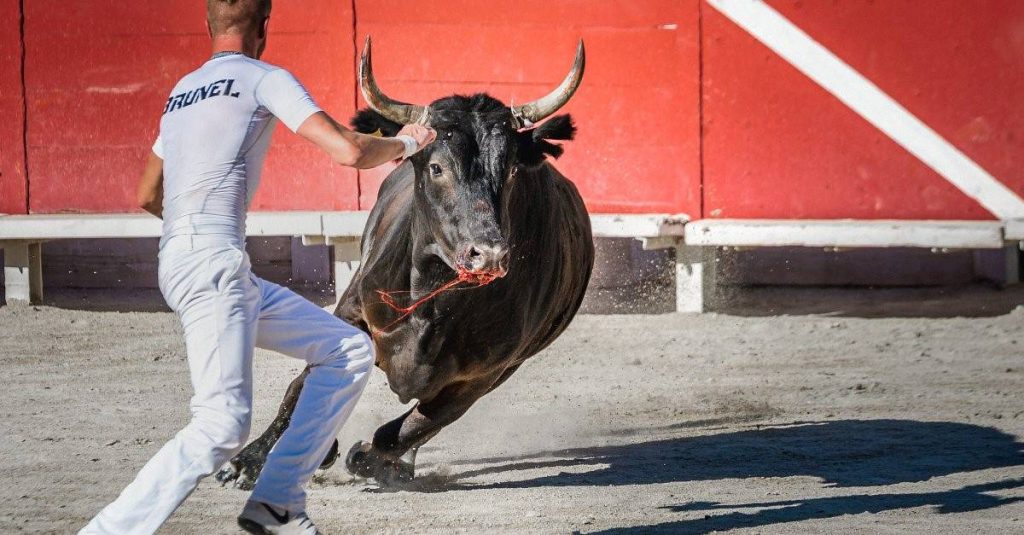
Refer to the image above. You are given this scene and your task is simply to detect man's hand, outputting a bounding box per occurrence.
[298,111,436,169]
[397,124,436,155]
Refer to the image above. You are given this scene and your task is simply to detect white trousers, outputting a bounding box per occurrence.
[80,235,374,535]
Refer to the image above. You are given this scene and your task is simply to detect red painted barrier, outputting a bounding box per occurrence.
[22,0,358,214]
[353,0,702,215]
[703,0,1024,220]
[0,0,26,214]
[5,1,1023,223]
[12,0,700,217]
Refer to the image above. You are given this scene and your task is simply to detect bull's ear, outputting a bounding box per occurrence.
[351,108,403,137]
[517,114,576,167]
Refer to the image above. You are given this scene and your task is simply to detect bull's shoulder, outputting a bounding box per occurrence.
[362,163,415,253]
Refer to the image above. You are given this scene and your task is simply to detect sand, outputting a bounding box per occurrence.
[1,285,1022,534]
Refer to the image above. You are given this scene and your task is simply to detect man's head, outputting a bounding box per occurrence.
[206,0,272,58]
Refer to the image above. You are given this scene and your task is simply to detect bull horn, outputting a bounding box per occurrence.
[359,36,428,125]
[511,40,585,127]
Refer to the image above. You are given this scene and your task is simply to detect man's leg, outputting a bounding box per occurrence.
[247,278,374,512]
[80,247,261,535]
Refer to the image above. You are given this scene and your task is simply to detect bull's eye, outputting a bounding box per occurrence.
[429,163,443,177]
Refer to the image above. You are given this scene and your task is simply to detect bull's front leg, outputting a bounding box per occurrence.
[345,378,494,487]
[216,368,338,489]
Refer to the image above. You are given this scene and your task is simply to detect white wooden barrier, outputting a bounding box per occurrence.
[0,212,698,309]
[2,213,1019,311]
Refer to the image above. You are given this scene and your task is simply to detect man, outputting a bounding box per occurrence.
[79,1,435,534]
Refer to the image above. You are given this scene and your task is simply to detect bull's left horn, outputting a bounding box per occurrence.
[359,36,428,125]
[511,40,585,126]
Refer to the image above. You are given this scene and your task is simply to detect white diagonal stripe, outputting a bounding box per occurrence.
[706,0,1024,220]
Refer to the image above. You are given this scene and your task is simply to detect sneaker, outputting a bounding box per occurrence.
[237,500,323,535]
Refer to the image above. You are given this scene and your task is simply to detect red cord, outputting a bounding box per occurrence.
[373,267,502,335]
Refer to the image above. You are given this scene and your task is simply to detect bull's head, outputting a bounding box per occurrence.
[355,37,584,280]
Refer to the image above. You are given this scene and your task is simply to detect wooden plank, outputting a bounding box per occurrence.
[322,212,689,239]
[245,212,322,237]
[590,214,687,238]
[0,214,162,239]
[322,212,370,237]
[0,212,323,239]
[1005,219,1024,242]
[685,219,1006,249]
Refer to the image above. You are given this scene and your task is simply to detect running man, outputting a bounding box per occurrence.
[79,1,434,533]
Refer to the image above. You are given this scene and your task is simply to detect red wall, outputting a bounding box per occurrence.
[5,1,1023,221]
[703,0,1024,221]
[9,0,700,217]
[0,0,26,214]
[353,0,701,215]
[22,0,359,214]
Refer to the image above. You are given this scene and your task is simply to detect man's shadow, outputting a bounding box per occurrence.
[406,420,1023,532]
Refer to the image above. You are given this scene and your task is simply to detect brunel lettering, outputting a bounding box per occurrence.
[163,79,241,114]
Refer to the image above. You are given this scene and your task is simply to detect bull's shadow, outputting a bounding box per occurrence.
[418,419,1023,533]
[421,419,1022,491]
[590,478,1024,534]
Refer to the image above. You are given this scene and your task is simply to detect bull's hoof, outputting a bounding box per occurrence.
[377,458,415,487]
[319,439,340,470]
[345,441,415,486]
[345,441,381,478]
[215,460,258,490]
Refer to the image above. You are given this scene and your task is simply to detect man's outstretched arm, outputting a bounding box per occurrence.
[137,151,164,219]
[296,111,435,169]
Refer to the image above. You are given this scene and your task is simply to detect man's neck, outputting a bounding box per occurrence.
[210,35,259,59]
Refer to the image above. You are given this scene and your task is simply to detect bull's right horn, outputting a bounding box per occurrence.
[359,36,428,125]
[511,40,585,127]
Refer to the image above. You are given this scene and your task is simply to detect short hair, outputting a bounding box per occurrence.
[206,0,272,36]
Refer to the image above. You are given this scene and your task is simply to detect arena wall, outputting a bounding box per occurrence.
[3,1,1022,223]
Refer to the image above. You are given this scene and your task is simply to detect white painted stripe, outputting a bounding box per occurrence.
[706,0,1024,220]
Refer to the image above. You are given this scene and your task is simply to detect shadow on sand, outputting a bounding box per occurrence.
[598,478,1024,534]
[403,419,1023,533]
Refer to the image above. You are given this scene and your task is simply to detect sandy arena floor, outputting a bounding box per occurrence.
[1,286,1023,534]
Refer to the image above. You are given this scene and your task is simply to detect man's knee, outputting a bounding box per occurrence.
[192,404,252,458]
[340,330,375,370]
[320,327,374,370]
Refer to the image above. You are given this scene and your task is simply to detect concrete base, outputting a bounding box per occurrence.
[973,246,1021,287]
[330,238,361,301]
[1,241,43,305]
[289,237,331,289]
[642,238,718,313]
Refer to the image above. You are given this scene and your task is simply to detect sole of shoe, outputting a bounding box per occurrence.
[238,517,272,535]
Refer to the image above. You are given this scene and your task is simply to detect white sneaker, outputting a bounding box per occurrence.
[237,500,323,535]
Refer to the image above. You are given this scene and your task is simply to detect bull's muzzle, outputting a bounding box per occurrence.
[458,243,510,278]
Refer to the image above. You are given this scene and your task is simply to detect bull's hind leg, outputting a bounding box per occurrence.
[215,368,338,488]
[346,378,495,486]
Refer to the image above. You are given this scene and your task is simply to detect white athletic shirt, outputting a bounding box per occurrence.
[152,53,321,246]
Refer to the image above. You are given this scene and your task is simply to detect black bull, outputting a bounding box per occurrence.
[217,41,593,487]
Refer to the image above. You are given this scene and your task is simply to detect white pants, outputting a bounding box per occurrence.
[80,235,374,535]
